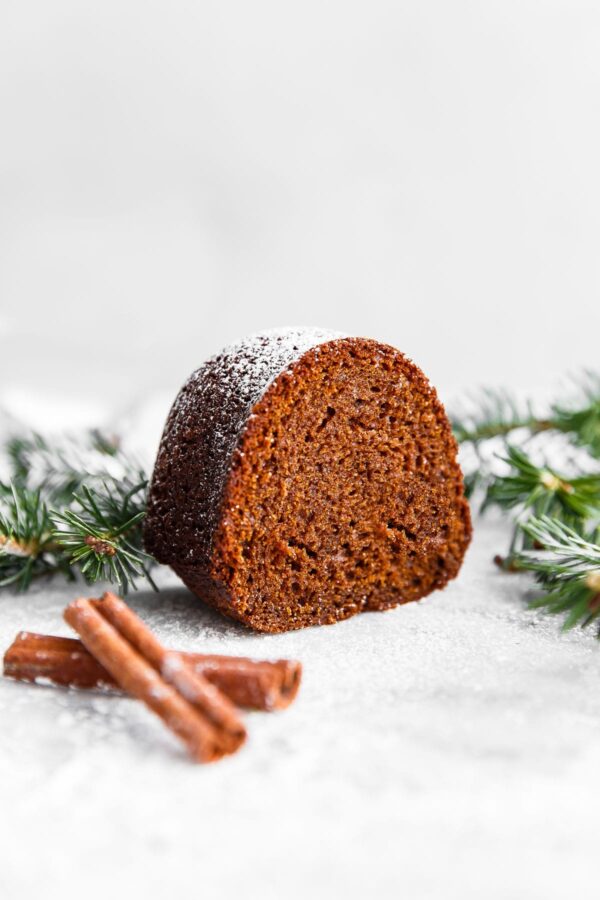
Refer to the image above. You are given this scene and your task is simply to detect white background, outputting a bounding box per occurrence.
[1,5,600,900]
[1,0,599,429]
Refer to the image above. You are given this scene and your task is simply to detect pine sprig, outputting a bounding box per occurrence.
[484,446,600,521]
[452,373,600,634]
[6,431,122,505]
[516,516,600,633]
[0,483,63,590]
[452,371,600,457]
[0,431,157,594]
[52,479,157,595]
[451,388,548,446]
[551,371,600,459]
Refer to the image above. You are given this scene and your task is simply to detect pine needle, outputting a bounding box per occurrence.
[0,431,157,594]
[516,516,600,633]
[452,374,600,583]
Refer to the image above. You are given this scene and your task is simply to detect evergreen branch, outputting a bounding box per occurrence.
[6,430,123,505]
[0,430,158,594]
[551,371,600,459]
[516,516,600,633]
[0,483,62,590]
[484,446,600,521]
[452,371,600,457]
[481,445,600,571]
[51,479,157,595]
[451,388,550,445]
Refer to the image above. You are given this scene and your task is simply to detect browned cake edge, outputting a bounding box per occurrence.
[145,330,471,633]
[145,328,341,572]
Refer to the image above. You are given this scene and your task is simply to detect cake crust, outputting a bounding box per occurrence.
[144,329,471,633]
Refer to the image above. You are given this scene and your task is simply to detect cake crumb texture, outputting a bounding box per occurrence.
[145,329,471,632]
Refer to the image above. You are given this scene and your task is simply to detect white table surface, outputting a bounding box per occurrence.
[1,515,599,900]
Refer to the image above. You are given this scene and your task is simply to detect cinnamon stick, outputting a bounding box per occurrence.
[96,592,245,751]
[4,632,301,710]
[64,597,245,762]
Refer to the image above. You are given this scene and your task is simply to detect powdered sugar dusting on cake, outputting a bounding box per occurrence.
[175,327,343,459]
[200,326,343,405]
[145,327,345,566]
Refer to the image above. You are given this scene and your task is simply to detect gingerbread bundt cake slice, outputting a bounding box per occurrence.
[144,328,471,633]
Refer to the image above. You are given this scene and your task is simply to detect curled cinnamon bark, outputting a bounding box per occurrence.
[95,592,245,751]
[3,632,301,710]
[4,633,116,691]
[64,597,245,762]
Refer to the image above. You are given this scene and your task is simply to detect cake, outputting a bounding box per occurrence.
[144,328,472,633]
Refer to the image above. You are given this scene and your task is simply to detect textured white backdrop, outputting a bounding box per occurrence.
[1,3,600,899]
[1,1,600,424]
